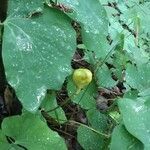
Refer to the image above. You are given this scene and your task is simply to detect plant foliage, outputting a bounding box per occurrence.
[0,0,150,149]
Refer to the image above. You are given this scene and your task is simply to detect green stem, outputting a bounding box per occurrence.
[46,91,77,113]
[68,120,110,138]
[94,40,119,75]
[43,113,110,138]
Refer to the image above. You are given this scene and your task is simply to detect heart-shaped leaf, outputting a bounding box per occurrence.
[3,6,76,112]
[118,97,150,150]
[1,113,67,150]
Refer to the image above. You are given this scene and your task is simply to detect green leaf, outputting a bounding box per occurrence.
[110,124,143,150]
[122,2,150,34]
[58,0,109,59]
[40,92,67,123]
[139,88,150,97]
[67,76,96,110]
[127,47,149,65]
[77,126,104,150]
[96,64,116,88]
[123,90,139,99]
[126,63,150,92]
[7,0,44,18]
[109,111,121,123]
[0,130,12,149]
[111,33,129,80]
[86,109,109,132]
[3,6,76,112]
[118,97,150,149]
[77,109,110,150]
[2,113,67,150]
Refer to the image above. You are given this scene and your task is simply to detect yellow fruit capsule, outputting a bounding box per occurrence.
[73,68,92,93]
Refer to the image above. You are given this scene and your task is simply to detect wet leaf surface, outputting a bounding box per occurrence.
[2,112,67,150]
[58,0,109,59]
[3,6,76,112]
[77,109,110,150]
[118,97,150,149]
[110,124,143,150]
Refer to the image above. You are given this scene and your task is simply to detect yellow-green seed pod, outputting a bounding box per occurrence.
[73,68,92,93]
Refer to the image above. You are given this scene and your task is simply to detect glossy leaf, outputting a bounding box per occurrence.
[58,0,109,59]
[110,124,143,150]
[7,0,44,18]
[2,6,76,112]
[2,113,67,150]
[77,126,104,150]
[77,109,110,150]
[87,109,109,132]
[118,97,150,149]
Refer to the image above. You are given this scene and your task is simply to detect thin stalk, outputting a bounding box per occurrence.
[67,120,110,138]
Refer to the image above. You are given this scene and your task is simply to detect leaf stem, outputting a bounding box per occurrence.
[46,91,77,113]
[68,120,111,138]
[94,40,119,74]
